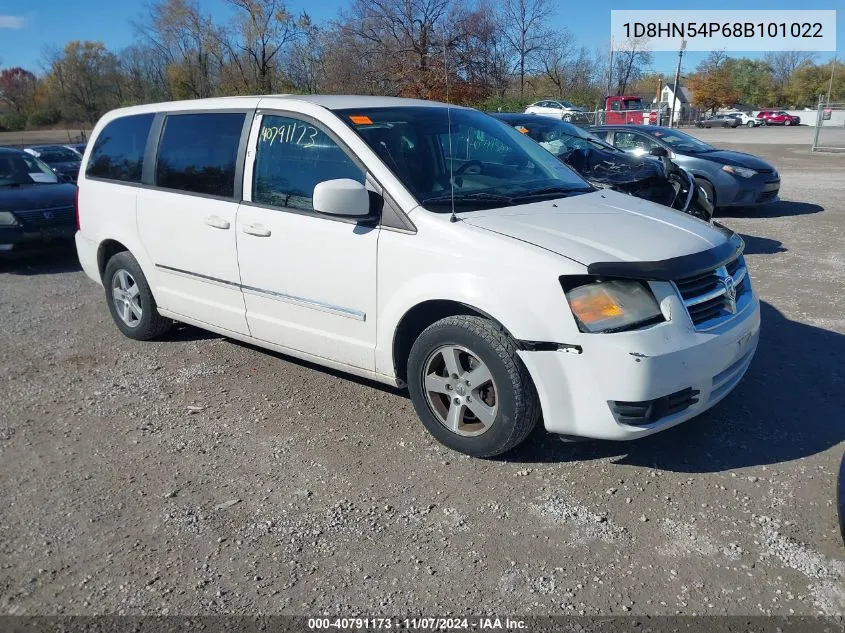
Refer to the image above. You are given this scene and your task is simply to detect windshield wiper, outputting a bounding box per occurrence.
[422,192,512,207]
[507,186,592,203]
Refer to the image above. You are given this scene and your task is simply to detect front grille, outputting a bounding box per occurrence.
[673,255,751,329]
[14,206,75,228]
[610,387,700,425]
[756,168,775,175]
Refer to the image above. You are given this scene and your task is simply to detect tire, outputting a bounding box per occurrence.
[103,251,173,341]
[746,121,754,128]
[407,315,540,458]
[784,120,792,126]
[695,178,716,209]
[563,113,572,122]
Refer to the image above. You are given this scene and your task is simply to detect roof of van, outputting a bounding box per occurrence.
[101,95,463,119]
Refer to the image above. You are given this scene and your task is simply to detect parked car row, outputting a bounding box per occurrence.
[696,110,801,128]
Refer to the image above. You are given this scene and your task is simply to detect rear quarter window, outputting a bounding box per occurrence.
[86,113,155,183]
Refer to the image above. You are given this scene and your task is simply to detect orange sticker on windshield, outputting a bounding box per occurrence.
[349,115,373,125]
[516,126,529,134]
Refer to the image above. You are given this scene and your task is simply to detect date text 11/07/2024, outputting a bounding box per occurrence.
[307,617,527,630]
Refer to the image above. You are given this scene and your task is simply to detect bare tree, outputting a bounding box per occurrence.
[537,29,577,99]
[764,51,817,93]
[119,45,171,103]
[286,24,325,94]
[135,0,222,99]
[338,0,451,97]
[223,0,309,93]
[44,41,122,123]
[613,37,651,95]
[499,0,554,101]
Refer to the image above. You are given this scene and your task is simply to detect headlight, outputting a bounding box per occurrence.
[722,164,757,178]
[0,211,21,226]
[564,280,663,333]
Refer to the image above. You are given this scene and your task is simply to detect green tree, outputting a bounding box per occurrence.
[724,58,775,107]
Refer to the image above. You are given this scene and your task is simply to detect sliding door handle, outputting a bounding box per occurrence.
[241,224,271,237]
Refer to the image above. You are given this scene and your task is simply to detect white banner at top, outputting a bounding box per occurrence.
[610,10,837,51]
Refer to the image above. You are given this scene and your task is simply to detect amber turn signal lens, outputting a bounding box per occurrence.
[569,289,624,323]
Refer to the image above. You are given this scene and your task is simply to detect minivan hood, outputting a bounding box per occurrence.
[460,190,729,266]
[0,183,76,212]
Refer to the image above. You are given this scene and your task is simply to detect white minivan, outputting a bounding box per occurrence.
[75,95,760,457]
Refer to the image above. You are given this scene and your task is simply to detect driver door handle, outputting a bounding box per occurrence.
[241,223,271,237]
[205,215,230,230]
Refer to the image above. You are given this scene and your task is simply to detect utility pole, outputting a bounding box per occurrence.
[827,56,837,104]
[670,39,686,128]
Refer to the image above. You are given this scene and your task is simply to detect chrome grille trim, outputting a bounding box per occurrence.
[673,255,752,330]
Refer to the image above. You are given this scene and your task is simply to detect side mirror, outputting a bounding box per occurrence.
[313,179,371,218]
[649,146,669,157]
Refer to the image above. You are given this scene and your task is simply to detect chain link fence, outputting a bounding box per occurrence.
[557,108,699,129]
[811,102,845,152]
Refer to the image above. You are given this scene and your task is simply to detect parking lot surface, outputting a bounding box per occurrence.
[1,134,844,616]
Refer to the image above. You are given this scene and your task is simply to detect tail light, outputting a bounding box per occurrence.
[75,187,80,231]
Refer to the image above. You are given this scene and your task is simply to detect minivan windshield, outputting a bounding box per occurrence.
[335,107,592,212]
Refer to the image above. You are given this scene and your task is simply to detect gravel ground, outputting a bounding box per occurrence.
[0,141,843,618]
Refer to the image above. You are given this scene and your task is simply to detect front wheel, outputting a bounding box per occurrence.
[407,315,540,458]
[694,178,716,210]
[746,121,754,128]
[784,120,792,126]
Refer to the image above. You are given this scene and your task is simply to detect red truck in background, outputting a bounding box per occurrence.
[604,96,658,125]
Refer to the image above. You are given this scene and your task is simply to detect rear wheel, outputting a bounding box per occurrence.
[407,315,540,458]
[104,251,173,340]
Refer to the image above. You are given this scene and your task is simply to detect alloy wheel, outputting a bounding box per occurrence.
[111,269,143,328]
[422,345,498,437]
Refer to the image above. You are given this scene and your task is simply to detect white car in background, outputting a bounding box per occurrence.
[525,99,587,121]
[725,112,761,127]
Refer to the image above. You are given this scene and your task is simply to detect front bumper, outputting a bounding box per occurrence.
[518,292,761,440]
[0,223,76,251]
[715,173,780,207]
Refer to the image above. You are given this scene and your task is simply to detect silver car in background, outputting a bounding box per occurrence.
[590,125,780,209]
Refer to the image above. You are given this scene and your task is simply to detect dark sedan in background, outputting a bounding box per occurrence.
[23,145,82,182]
[696,114,740,128]
[0,147,77,253]
[590,125,780,209]
[493,114,713,220]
